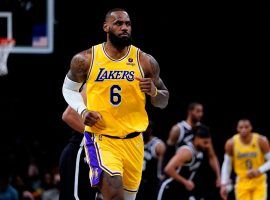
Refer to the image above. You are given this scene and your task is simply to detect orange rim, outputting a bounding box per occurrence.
[0,38,15,45]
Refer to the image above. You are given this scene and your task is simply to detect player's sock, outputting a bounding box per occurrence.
[95,191,103,200]
[124,191,137,200]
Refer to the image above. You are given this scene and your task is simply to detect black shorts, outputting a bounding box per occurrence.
[137,179,159,200]
[157,178,201,200]
[59,135,97,200]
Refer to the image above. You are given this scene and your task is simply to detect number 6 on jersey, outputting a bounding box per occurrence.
[110,85,122,106]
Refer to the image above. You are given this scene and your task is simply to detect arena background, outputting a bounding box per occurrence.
[0,1,270,199]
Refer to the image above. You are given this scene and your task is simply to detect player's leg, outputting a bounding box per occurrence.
[78,144,97,199]
[122,135,144,200]
[157,178,188,200]
[123,190,137,200]
[99,172,124,200]
[157,178,174,200]
[84,132,124,200]
[137,179,159,200]
[59,142,79,200]
[59,137,97,200]
[252,182,267,200]
[235,184,252,200]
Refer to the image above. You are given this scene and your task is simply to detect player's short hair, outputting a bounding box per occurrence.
[187,102,202,112]
[105,8,128,21]
[193,124,211,139]
[238,118,252,125]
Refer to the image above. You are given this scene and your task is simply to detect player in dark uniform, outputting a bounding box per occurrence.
[158,125,211,200]
[137,121,166,200]
[59,90,97,200]
[164,102,221,186]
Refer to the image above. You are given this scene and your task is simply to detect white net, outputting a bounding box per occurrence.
[0,39,14,76]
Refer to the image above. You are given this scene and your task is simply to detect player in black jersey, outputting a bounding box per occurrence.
[164,102,221,187]
[137,121,166,200]
[59,90,98,200]
[158,125,211,200]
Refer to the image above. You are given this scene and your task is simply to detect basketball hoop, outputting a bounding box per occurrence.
[0,38,15,76]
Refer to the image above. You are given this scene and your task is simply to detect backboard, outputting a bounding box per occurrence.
[0,0,54,54]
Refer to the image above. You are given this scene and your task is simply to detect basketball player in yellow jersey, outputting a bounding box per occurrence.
[62,8,169,200]
[220,119,270,200]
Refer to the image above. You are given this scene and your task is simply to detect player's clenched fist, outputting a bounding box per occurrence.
[246,169,261,179]
[220,186,228,200]
[135,77,157,97]
[184,180,195,191]
[82,110,102,127]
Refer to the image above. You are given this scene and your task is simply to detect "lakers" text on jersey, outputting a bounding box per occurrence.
[85,43,149,137]
[233,133,266,185]
[95,68,135,82]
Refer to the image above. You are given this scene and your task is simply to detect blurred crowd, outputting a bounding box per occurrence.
[0,135,60,200]
[0,162,60,200]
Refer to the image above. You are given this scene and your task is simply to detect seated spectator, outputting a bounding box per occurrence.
[41,172,60,200]
[0,173,19,200]
[25,163,43,199]
[42,172,53,191]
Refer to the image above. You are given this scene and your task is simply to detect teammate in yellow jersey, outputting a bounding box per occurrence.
[220,119,270,200]
[62,8,169,200]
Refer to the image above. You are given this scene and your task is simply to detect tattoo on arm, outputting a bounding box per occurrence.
[147,55,169,108]
[67,48,91,83]
[149,56,160,83]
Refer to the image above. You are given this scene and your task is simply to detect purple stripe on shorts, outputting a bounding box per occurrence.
[93,141,121,176]
[84,132,103,187]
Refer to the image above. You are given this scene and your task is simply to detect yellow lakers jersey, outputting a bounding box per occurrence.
[233,133,266,183]
[85,43,149,137]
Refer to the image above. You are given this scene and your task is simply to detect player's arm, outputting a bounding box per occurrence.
[206,139,221,187]
[62,106,85,133]
[162,125,180,170]
[247,136,270,178]
[220,138,233,200]
[62,48,101,127]
[137,52,169,109]
[258,136,270,173]
[167,125,180,146]
[164,148,195,191]
[62,89,87,133]
[155,141,166,180]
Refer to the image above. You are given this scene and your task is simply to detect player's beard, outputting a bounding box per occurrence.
[191,117,201,124]
[109,31,132,49]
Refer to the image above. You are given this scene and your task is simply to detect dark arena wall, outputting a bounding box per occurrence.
[0,1,269,199]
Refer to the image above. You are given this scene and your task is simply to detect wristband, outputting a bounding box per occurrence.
[81,109,88,118]
[152,87,158,97]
